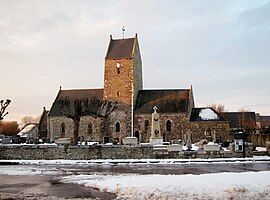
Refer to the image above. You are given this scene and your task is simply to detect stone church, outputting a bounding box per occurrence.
[47,34,230,144]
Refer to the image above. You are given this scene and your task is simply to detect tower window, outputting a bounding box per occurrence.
[115,122,120,132]
[117,91,120,97]
[166,120,172,131]
[116,62,120,74]
[61,122,65,137]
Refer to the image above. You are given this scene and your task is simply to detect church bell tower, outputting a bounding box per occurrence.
[103,34,143,106]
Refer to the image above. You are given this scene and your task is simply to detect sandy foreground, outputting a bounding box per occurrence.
[0,174,116,200]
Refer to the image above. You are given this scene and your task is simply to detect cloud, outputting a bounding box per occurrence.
[1,0,270,121]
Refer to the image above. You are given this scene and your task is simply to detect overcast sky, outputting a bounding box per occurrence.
[1,0,270,122]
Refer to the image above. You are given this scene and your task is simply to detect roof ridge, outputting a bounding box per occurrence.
[61,88,104,91]
[140,89,190,91]
[111,37,135,41]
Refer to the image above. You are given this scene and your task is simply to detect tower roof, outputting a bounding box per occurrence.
[105,36,136,59]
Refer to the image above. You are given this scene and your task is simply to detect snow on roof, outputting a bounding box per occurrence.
[17,124,37,137]
[199,108,219,120]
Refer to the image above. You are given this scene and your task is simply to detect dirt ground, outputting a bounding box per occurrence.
[0,175,116,200]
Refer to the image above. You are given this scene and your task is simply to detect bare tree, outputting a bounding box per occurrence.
[207,103,227,113]
[0,99,11,120]
[21,115,39,125]
[58,98,117,145]
[238,108,250,112]
[237,112,256,133]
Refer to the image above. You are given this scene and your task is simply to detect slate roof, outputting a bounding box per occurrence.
[219,112,256,129]
[260,116,270,128]
[134,89,190,114]
[106,37,135,59]
[48,89,103,117]
[190,108,227,122]
[17,123,38,138]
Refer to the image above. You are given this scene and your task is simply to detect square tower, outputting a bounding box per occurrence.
[103,34,143,106]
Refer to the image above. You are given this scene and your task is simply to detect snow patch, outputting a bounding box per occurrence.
[1,156,270,166]
[60,171,270,199]
[0,165,60,176]
[199,108,218,120]
[256,147,267,152]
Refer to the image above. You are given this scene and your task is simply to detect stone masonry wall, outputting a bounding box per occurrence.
[0,146,154,160]
[189,121,231,143]
[103,58,133,105]
[132,39,143,102]
[134,113,190,143]
[48,116,103,142]
[107,109,132,144]
[0,143,253,160]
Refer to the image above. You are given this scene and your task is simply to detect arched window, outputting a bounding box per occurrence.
[144,120,150,132]
[117,91,120,97]
[61,122,65,137]
[207,128,211,136]
[166,120,172,131]
[116,62,120,74]
[88,123,93,136]
[115,122,120,132]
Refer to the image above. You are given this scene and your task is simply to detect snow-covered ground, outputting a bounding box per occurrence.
[60,171,270,199]
[1,156,269,166]
[0,158,270,199]
[0,165,60,176]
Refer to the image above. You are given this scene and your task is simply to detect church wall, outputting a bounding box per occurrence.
[48,116,103,142]
[132,40,143,102]
[189,121,231,143]
[107,109,132,144]
[134,113,190,143]
[78,116,103,142]
[48,117,74,141]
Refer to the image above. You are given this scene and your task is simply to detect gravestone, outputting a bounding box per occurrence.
[204,142,220,151]
[123,137,138,145]
[167,144,183,152]
[187,130,192,150]
[150,106,163,145]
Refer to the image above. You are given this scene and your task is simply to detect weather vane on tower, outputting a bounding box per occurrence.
[122,26,125,39]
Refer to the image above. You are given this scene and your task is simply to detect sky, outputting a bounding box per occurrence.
[1,0,270,122]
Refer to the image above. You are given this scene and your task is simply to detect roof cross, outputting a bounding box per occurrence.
[153,106,158,113]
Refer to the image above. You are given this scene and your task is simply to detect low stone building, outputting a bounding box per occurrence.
[17,123,38,143]
[189,108,230,143]
[252,114,270,147]
[219,112,266,146]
